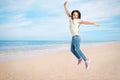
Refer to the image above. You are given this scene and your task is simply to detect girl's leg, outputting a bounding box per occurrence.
[73,36,89,69]
[71,40,81,59]
[73,37,87,61]
[71,36,83,65]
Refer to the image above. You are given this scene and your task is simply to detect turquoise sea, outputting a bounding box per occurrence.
[0,40,119,51]
[0,40,70,51]
[0,40,119,60]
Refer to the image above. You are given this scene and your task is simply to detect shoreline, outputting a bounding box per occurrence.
[0,41,120,61]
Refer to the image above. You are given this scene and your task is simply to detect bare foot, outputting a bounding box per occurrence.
[85,60,90,70]
[77,58,82,65]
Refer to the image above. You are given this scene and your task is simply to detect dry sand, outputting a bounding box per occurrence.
[0,42,120,80]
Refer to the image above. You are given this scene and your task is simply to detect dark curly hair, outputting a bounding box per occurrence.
[71,10,81,20]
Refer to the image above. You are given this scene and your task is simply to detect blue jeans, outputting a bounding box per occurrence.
[71,35,87,61]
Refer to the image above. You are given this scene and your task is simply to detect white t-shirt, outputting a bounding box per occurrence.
[69,17,81,36]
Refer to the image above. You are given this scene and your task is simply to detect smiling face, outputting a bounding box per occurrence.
[71,10,81,20]
[72,12,79,19]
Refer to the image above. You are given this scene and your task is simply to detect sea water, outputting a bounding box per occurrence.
[0,40,118,60]
[0,40,70,51]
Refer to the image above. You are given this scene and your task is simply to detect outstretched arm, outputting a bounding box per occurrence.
[64,0,71,17]
[80,20,100,27]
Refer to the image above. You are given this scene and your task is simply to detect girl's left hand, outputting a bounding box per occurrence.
[95,23,100,27]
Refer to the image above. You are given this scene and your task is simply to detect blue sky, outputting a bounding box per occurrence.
[0,0,120,41]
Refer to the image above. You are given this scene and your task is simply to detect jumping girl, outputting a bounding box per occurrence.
[64,0,100,70]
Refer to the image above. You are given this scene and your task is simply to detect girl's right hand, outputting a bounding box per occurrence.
[64,0,68,6]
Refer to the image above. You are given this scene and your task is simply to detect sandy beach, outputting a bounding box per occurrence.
[0,42,120,80]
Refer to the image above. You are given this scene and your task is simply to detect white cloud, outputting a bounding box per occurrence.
[0,0,120,40]
[68,0,120,22]
[0,21,32,29]
[0,0,35,11]
[79,25,120,32]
